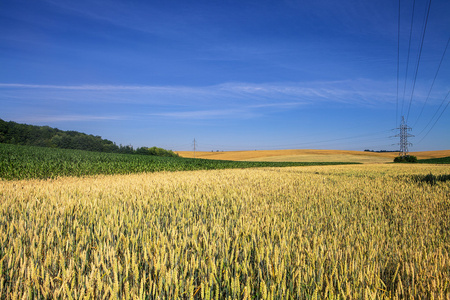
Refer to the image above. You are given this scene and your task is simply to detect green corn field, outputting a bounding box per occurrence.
[0,143,356,180]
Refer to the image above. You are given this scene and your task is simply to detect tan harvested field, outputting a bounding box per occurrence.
[244,154,393,164]
[177,149,450,164]
[1,164,449,298]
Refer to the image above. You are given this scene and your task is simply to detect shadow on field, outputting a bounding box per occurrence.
[412,173,450,186]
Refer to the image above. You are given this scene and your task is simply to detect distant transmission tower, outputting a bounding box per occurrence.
[193,138,196,159]
[395,116,414,157]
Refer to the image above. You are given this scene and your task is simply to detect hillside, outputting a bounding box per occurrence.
[177,149,450,164]
[0,118,176,157]
[0,118,118,152]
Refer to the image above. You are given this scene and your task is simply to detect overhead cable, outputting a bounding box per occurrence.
[401,0,417,116]
[413,37,449,127]
[416,90,450,144]
[406,0,432,123]
[396,0,401,127]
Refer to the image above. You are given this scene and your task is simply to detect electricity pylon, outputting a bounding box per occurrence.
[193,138,196,159]
[395,116,414,157]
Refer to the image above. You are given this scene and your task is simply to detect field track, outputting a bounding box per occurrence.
[177,149,450,164]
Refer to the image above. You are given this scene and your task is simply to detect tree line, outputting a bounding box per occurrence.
[0,118,178,157]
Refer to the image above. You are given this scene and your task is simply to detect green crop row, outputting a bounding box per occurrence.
[0,143,358,180]
[417,156,450,164]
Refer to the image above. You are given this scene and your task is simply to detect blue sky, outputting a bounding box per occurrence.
[1,0,449,151]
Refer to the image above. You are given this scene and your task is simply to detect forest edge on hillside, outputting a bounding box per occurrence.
[0,118,177,157]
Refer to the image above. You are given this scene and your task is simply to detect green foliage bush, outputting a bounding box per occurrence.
[136,146,178,157]
[393,155,417,163]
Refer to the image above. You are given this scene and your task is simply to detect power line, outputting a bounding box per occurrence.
[416,90,450,141]
[195,130,394,151]
[406,0,432,123]
[413,37,449,127]
[416,91,450,144]
[417,89,450,137]
[400,0,417,116]
[396,0,401,127]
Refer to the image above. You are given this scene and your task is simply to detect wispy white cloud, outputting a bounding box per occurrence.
[12,114,126,123]
[0,83,185,91]
[216,79,398,106]
[249,102,305,108]
[0,79,399,107]
[0,79,404,124]
[148,109,258,119]
[43,0,191,41]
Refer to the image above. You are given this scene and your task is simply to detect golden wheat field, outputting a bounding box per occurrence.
[176,149,450,164]
[1,164,450,299]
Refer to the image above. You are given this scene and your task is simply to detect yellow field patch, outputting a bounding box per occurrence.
[243,154,393,164]
[177,149,450,163]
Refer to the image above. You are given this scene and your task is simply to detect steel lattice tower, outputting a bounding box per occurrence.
[395,116,414,157]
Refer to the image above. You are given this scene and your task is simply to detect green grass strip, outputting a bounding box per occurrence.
[417,156,450,164]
